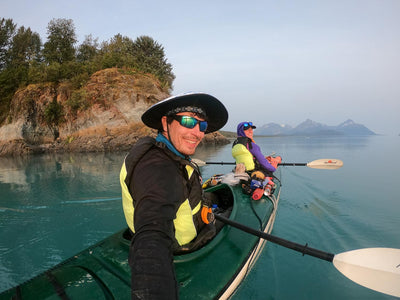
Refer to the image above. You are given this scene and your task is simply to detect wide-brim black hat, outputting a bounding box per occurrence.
[141,92,228,133]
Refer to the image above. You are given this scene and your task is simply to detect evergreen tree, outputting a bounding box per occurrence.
[8,26,42,82]
[0,18,17,70]
[9,26,42,67]
[131,36,175,89]
[99,34,135,68]
[77,34,99,62]
[43,18,77,64]
[1,26,42,96]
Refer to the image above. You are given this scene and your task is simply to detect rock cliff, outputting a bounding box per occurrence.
[0,68,229,156]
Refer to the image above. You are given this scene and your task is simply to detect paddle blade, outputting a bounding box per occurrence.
[333,248,400,297]
[191,158,207,166]
[306,159,343,169]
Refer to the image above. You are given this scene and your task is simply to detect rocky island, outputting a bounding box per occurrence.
[0,68,229,156]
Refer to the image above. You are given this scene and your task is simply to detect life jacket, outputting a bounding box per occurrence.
[120,136,205,246]
[232,136,255,171]
[120,137,155,235]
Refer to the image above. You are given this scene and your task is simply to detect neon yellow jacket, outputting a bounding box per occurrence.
[232,137,255,171]
[120,137,204,246]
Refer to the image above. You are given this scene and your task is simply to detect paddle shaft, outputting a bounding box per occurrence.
[279,162,306,166]
[215,214,334,262]
[201,161,307,166]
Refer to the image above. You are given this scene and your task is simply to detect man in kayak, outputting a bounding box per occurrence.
[120,93,228,299]
[232,121,281,177]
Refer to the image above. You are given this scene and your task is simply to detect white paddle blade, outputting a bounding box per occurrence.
[333,248,400,297]
[191,158,207,166]
[307,159,343,169]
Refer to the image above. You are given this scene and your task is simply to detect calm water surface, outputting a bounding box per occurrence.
[1,135,399,299]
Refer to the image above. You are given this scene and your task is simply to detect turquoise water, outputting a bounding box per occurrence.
[1,135,399,299]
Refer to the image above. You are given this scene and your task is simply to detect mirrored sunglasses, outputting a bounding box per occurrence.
[172,115,208,132]
[243,122,253,130]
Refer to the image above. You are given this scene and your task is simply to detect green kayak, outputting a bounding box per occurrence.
[0,178,281,300]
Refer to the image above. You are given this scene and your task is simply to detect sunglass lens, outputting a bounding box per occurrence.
[181,116,196,128]
[199,121,208,132]
[243,122,253,130]
[179,116,208,132]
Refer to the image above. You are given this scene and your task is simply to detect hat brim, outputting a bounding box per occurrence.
[141,92,228,133]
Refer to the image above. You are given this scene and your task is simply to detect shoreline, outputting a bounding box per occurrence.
[0,131,230,157]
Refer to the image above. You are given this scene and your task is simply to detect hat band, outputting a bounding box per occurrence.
[166,106,206,117]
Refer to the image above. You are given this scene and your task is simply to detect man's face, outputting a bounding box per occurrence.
[161,112,205,156]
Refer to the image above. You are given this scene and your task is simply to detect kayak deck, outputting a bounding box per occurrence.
[176,182,280,299]
[0,180,280,300]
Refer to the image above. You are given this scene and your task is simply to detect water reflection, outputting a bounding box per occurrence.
[0,152,126,189]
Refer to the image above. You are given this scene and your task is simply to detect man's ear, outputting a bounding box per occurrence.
[161,116,168,132]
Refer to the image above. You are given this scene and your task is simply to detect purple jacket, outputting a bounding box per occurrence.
[237,122,276,173]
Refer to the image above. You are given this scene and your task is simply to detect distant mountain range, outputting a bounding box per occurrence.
[256,119,376,136]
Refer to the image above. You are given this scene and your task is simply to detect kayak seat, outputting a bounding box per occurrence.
[204,185,234,211]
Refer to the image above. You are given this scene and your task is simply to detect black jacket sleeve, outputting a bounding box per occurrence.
[128,148,183,299]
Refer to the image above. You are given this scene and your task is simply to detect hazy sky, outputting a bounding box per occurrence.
[2,0,399,134]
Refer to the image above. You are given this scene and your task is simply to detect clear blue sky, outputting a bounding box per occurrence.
[2,0,399,135]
